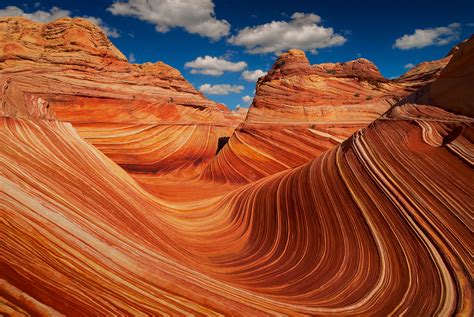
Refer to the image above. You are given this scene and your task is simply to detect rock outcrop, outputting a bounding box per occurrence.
[394,56,451,89]
[0,17,239,176]
[0,16,472,316]
[400,35,474,117]
[202,47,448,183]
[0,17,126,67]
[247,49,397,123]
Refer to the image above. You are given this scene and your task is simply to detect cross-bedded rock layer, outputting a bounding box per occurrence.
[202,46,455,183]
[0,17,239,176]
[1,17,472,316]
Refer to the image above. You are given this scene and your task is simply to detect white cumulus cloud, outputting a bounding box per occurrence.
[228,12,346,54]
[0,6,119,38]
[108,0,229,40]
[404,63,415,69]
[0,5,70,22]
[128,53,136,63]
[394,23,461,49]
[199,84,244,95]
[242,95,253,103]
[185,56,247,76]
[242,69,267,82]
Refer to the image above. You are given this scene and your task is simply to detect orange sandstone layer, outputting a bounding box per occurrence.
[202,48,453,183]
[0,17,473,316]
[1,103,472,315]
[0,17,239,176]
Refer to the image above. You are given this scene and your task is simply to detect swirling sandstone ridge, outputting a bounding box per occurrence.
[1,17,473,316]
[201,46,457,183]
[0,17,242,177]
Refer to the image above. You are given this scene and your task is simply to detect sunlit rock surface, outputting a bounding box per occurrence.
[0,17,239,177]
[201,47,455,183]
[1,17,473,316]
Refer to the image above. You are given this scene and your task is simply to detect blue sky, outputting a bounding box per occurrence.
[2,0,473,109]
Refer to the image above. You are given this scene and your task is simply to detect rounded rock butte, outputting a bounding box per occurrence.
[0,17,473,316]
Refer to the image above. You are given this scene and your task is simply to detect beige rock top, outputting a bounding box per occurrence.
[0,17,126,66]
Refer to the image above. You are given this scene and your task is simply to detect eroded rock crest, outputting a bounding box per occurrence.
[0,17,472,316]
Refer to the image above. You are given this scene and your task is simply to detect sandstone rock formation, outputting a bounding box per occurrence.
[246,49,398,123]
[0,16,472,316]
[400,35,474,117]
[0,17,239,176]
[201,47,453,183]
[394,55,451,89]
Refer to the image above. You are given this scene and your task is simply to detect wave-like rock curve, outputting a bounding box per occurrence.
[1,17,473,316]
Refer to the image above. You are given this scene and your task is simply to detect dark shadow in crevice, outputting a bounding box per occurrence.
[216,137,230,155]
[442,125,463,146]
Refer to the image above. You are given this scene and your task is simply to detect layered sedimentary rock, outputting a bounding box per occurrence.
[1,74,472,317]
[0,17,238,176]
[401,35,474,117]
[394,55,451,90]
[1,17,473,316]
[245,49,399,123]
[202,48,447,183]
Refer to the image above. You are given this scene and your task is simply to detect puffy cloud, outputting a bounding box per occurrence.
[0,6,119,38]
[199,84,244,95]
[185,56,247,76]
[404,63,415,69]
[228,12,346,54]
[242,69,267,82]
[394,23,461,49]
[128,53,136,63]
[242,95,253,103]
[0,5,70,22]
[108,0,229,40]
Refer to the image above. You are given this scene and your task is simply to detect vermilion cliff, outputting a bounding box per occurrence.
[201,46,455,183]
[0,17,241,177]
[0,17,473,316]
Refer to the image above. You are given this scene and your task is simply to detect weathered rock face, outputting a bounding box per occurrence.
[0,16,472,316]
[266,49,384,80]
[0,17,127,67]
[410,35,474,117]
[391,38,472,94]
[202,48,440,183]
[247,49,396,123]
[0,17,239,176]
[394,56,451,89]
[0,17,228,119]
[1,68,472,316]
